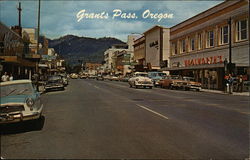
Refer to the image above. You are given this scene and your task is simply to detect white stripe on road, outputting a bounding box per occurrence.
[136,104,169,120]
[94,85,100,89]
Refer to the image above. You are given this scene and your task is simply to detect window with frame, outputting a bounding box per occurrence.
[197,33,202,50]
[206,30,214,48]
[189,37,195,51]
[220,25,229,44]
[171,42,177,55]
[236,19,248,41]
[180,39,186,53]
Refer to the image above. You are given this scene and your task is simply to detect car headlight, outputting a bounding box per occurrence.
[136,78,139,81]
[26,98,34,110]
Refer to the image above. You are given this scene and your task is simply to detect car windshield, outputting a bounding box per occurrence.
[0,83,34,97]
[183,77,195,81]
[135,73,148,77]
[48,76,61,81]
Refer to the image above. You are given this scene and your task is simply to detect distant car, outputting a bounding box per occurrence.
[45,75,65,91]
[88,75,97,79]
[96,75,104,81]
[0,80,44,127]
[128,72,153,89]
[182,77,202,91]
[79,74,88,79]
[120,76,130,82]
[148,72,167,87]
[70,73,78,79]
[110,76,119,81]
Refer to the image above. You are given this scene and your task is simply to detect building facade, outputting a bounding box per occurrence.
[0,22,39,80]
[144,25,170,70]
[169,0,249,90]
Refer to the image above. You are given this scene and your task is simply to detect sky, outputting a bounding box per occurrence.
[0,0,222,42]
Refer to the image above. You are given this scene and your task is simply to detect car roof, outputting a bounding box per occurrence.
[0,80,32,86]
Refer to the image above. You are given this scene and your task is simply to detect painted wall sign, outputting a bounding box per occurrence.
[184,55,223,67]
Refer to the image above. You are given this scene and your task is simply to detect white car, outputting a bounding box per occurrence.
[128,72,153,89]
[0,80,44,128]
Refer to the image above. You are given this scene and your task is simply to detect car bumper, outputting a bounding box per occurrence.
[45,85,64,90]
[0,105,43,124]
[135,82,153,87]
[189,86,201,90]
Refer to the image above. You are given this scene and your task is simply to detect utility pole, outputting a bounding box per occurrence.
[17,2,22,36]
[36,0,41,73]
[36,0,41,54]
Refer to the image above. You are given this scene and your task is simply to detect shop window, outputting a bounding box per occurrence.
[189,37,195,51]
[236,19,248,41]
[220,25,229,45]
[198,33,202,50]
[206,30,214,48]
[180,39,186,53]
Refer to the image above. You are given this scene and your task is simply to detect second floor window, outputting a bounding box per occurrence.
[180,39,186,53]
[236,19,248,41]
[171,42,177,55]
[189,38,195,51]
[220,25,229,44]
[207,30,214,48]
[198,33,202,50]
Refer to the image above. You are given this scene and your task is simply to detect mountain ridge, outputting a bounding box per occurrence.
[47,34,126,65]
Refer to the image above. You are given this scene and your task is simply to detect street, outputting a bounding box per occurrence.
[1,79,249,159]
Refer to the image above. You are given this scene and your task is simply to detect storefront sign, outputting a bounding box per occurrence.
[149,40,158,48]
[184,55,223,67]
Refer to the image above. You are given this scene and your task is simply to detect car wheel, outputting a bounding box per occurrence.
[196,89,200,91]
[149,86,152,89]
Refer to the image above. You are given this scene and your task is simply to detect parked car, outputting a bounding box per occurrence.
[45,75,65,91]
[79,74,88,79]
[159,75,184,89]
[128,72,153,89]
[70,73,78,79]
[182,76,202,91]
[59,74,68,86]
[88,75,97,79]
[110,76,119,81]
[0,80,44,128]
[148,72,167,87]
[96,75,104,81]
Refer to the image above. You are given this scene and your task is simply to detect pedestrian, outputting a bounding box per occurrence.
[9,73,13,81]
[1,72,9,82]
[227,74,234,94]
[237,75,243,92]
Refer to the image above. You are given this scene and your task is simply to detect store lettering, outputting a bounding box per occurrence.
[184,56,223,67]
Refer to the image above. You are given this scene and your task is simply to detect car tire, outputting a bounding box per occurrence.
[33,116,45,130]
[149,86,152,89]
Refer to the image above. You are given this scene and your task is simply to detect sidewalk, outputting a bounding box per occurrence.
[201,89,250,96]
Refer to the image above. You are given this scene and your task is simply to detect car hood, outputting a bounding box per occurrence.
[0,94,34,105]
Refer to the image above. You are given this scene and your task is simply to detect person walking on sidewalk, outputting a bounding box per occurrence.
[9,73,13,81]
[227,74,234,94]
[237,75,244,92]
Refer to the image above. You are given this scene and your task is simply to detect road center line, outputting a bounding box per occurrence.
[136,104,169,120]
[94,85,100,89]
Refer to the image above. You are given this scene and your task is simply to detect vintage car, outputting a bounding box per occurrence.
[70,73,78,79]
[0,80,44,127]
[148,72,167,87]
[59,74,68,86]
[183,77,202,91]
[158,75,187,89]
[79,74,88,79]
[128,72,153,89]
[96,75,104,81]
[45,75,65,91]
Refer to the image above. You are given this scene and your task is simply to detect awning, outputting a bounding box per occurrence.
[0,56,36,67]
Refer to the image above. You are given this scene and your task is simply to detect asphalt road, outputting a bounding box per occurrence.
[1,79,249,159]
